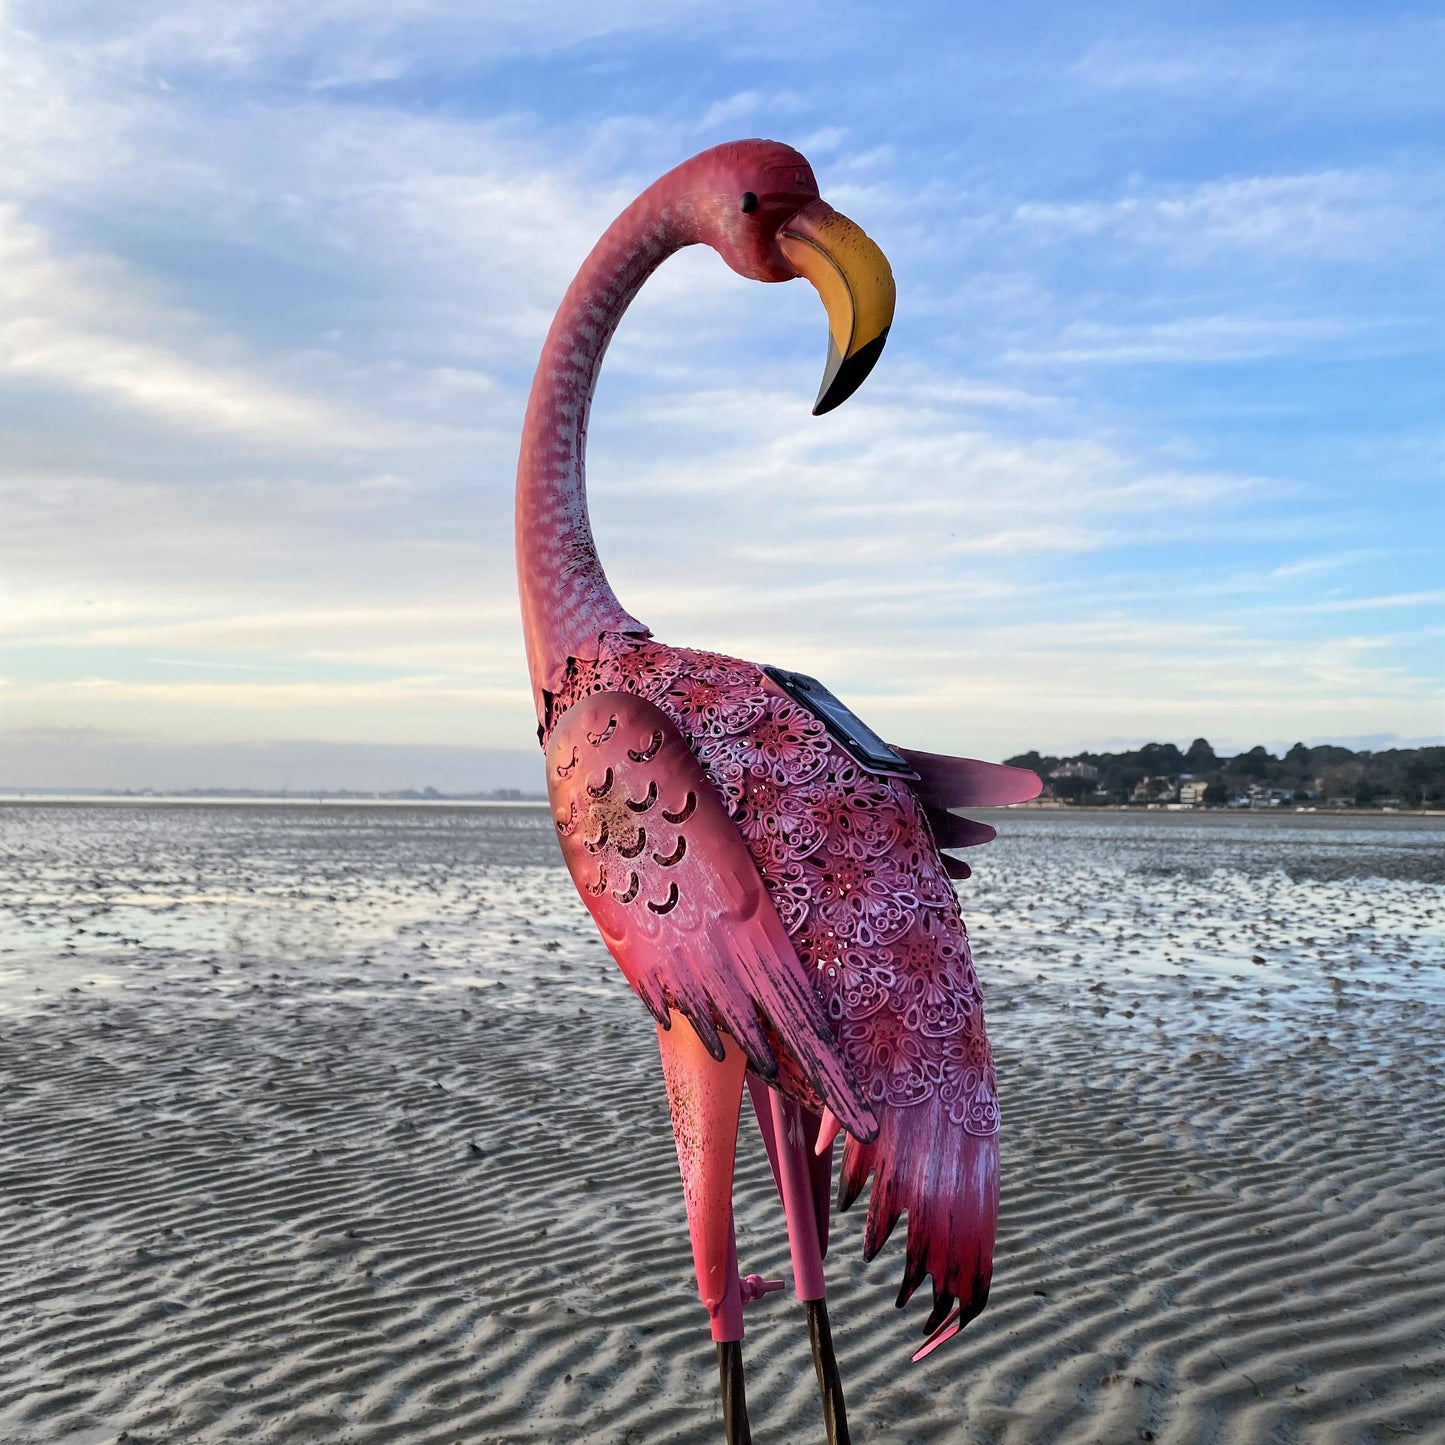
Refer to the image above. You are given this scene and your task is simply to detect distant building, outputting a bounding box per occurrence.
[1052,761,1099,782]
[1132,775,1178,803]
[1179,780,1208,806]
[1247,783,1293,807]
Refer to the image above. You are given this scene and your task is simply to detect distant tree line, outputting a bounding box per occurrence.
[1002,739,1445,808]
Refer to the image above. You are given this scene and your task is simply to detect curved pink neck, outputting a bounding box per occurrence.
[515,175,702,716]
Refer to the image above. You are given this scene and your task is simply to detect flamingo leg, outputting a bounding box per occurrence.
[654,1022,751,1443]
[766,1090,853,1445]
[768,1091,828,1300]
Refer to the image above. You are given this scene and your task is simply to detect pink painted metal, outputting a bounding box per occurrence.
[897,748,1044,810]
[654,1022,749,1341]
[746,1075,835,1258]
[769,1090,829,1302]
[517,141,822,711]
[740,1273,786,1304]
[548,639,1003,1349]
[518,139,1040,1359]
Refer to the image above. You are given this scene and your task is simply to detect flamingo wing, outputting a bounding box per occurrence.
[894,747,1043,811]
[891,746,1042,878]
[546,691,878,1143]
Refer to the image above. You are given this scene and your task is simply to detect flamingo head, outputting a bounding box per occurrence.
[681,139,897,414]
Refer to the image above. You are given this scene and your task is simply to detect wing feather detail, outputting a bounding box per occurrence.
[547,692,877,1143]
[928,812,997,850]
[893,747,1043,810]
[892,746,1040,859]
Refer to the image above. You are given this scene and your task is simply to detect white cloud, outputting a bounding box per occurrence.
[1002,311,1380,366]
[696,90,797,131]
[1012,170,1442,264]
[1073,18,1445,113]
[1280,591,1445,616]
[0,209,395,444]
[19,0,761,81]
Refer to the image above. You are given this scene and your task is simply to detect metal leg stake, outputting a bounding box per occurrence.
[806,1297,851,1445]
[716,1339,753,1445]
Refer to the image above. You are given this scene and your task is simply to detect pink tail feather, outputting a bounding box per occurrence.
[838,1103,998,1351]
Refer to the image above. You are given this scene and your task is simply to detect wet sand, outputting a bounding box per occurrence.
[1,803,1441,1444]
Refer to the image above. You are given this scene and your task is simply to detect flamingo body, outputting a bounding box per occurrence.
[545,632,1007,1345]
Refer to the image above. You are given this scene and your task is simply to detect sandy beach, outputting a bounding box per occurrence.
[1,802,1441,1444]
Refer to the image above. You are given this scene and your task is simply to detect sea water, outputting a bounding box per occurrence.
[1,801,1439,1025]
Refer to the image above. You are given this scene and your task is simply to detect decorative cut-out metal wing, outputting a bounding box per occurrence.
[547,691,878,1144]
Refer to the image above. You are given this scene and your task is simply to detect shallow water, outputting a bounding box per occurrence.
[0,801,590,1016]
[970,810,1444,1015]
[1,801,1439,1022]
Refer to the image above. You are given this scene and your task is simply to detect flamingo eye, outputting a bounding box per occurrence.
[739,191,759,214]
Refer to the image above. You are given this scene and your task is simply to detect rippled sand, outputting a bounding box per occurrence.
[1,803,1441,1444]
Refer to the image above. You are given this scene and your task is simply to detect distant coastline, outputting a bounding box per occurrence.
[4,737,1442,812]
[1005,800,1445,817]
[1005,737,1444,811]
[0,796,1435,817]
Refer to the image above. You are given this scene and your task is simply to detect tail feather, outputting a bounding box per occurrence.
[837,1134,872,1213]
[895,1230,929,1307]
[839,1104,998,1350]
[862,1174,904,1260]
[924,1287,956,1334]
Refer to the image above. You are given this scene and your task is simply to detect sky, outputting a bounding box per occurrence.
[2,0,1442,792]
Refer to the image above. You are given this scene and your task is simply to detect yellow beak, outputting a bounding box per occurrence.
[778,200,897,415]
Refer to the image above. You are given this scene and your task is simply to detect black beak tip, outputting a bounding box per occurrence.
[812,329,890,416]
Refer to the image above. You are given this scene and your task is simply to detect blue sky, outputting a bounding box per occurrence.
[3,1,1442,790]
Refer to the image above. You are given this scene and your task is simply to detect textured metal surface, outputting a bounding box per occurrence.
[761,665,913,775]
[768,1090,827,1303]
[896,746,1044,809]
[546,691,875,1143]
[806,1298,852,1445]
[515,141,824,709]
[655,1023,749,1342]
[716,1340,753,1445]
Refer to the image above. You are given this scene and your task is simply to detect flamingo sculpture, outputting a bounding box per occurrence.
[516,139,1041,1443]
